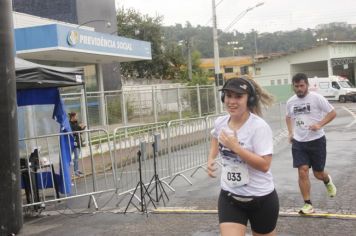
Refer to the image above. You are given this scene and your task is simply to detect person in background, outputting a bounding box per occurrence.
[286,73,337,214]
[68,112,86,177]
[207,77,279,236]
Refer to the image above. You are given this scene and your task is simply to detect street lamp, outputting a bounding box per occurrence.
[233,47,244,56]
[223,2,265,33]
[227,41,239,46]
[212,1,264,114]
[316,37,328,43]
[227,41,240,56]
[110,29,140,36]
[212,1,265,86]
[76,19,111,29]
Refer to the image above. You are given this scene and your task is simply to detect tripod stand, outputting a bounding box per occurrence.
[124,147,156,214]
[146,135,169,205]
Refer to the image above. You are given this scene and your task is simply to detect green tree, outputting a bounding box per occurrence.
[117,7,356,80]
[116,7,184,80]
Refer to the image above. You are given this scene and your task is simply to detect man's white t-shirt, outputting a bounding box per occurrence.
[211,113,274,197]
[286,91,334,142]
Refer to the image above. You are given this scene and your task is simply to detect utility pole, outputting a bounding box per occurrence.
[212,0,224,113]
[187,38,193,81]
[0,1,23,235]
[178,39,193,81]
[253,29,258,56]
[212,0,222,86]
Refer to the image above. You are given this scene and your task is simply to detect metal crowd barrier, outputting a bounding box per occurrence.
[167,117,209,186]
[19,128,116,211]
[112,122,173,206]
[18,104,285,212]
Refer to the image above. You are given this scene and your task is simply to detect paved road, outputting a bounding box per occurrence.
[19,103,356,236]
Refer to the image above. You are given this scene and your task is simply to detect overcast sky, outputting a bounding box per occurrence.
[116,0,356,33]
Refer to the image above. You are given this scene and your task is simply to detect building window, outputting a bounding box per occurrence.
[240,66,248,75]
[255,67,261,75]
[277,79,282,85]
[224,67,233,73]
[284,79,289,84]
[271,80,275,86]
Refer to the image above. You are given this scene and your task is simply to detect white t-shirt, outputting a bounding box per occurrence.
[211,113,275,197]
[286,91,334,142]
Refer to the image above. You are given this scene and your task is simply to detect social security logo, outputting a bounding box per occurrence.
[67,30,79,46]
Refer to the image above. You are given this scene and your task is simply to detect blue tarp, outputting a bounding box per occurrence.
[17,88,73,194]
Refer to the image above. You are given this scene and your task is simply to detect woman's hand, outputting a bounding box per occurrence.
[219,130,239,151]
[207,158,217,178]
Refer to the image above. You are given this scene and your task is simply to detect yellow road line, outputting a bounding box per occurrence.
[279,211,356,219]
[152,208,356,219]
[153,209,217,214]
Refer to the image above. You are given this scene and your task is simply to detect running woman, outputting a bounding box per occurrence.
[208,77,279,236]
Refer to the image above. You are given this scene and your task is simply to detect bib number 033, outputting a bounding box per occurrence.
[223,164,249,187]
[227,172,241,182]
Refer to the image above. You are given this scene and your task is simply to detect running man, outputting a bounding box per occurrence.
[286,73,337,214]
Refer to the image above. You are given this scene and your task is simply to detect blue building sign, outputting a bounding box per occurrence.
[15,24,152,61]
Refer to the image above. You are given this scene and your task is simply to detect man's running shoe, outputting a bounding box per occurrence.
[325,175,337,197]
[299,203,314,214]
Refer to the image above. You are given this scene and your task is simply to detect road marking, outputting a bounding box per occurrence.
[153,208,356,219]
[273,128,288,145]
[153,208,217,214]
[342,106,356,127]
[279,211,356,219]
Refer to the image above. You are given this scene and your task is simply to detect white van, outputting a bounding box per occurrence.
[308,76,356,103]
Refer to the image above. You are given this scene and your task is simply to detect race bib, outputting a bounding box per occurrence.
[295,117,309,130]
[222,163,249,187]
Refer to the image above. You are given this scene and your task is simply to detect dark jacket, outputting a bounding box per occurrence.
[70,120,85,148]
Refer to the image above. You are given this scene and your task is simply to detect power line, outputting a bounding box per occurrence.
[203,0,226,26]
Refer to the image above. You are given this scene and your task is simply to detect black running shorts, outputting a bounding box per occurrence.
[218,189,279,234]
[292,136,326,171]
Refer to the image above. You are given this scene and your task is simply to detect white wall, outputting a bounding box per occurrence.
[255,44,333,86]
[254,58,290,86]
[288,45,329,64]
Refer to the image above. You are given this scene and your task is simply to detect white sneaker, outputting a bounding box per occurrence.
[299,203,314,214]
[325,175,337,197]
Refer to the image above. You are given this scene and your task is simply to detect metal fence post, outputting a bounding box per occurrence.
[80,88,88,127]
[96,64,107,126]
[167,121,172,177]
[213,84,219,115]
[121,90,128,137]
[81,88,89,143]
[197,84,202,117]
[178,87,182,120]
[153,87,158,123]
[104,92,109,127]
